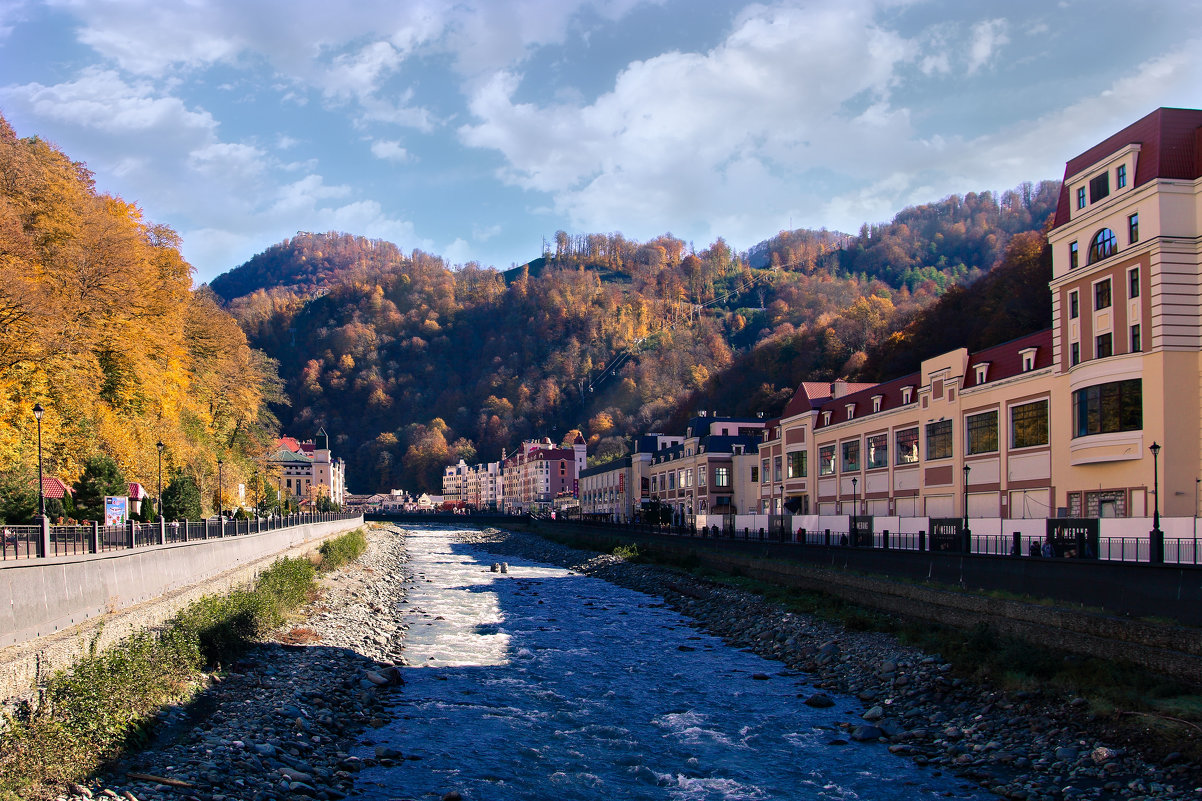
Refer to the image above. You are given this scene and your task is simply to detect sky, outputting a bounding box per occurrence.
[2,0,1201,285]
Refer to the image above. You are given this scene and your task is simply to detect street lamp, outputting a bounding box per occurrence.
[32,403,45,519]
[850,476,858,516]
[216,458,224,519]
[1149,442,1163,563]
[962,464,972,544]
[277,476,283,516]
[156,441,164,521]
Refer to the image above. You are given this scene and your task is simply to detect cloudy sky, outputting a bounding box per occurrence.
[3,0,1200,284]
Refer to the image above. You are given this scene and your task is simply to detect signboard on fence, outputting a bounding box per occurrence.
[849,515,874,547]
[1045,518,1100,559]
[104,496,128,526]
[928,517,965,552]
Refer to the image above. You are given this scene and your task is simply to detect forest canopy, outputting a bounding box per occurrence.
[0,114,283,521]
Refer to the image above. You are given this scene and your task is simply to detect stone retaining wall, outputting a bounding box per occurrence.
[0,517,363,704]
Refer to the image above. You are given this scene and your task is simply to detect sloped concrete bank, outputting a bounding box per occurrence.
[0,517,364,707]
[526,522,1202,686]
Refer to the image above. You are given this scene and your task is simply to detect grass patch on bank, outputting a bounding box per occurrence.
[0,528,370,797]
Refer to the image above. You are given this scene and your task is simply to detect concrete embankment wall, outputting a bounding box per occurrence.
[529,521,1202,687]
[0,516,364,703]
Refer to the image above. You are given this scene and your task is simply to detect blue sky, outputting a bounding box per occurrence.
[2,0,1200,284]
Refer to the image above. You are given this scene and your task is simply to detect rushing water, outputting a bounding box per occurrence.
[351,527,986,800]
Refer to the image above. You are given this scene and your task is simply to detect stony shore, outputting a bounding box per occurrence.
[51,523,1201,801]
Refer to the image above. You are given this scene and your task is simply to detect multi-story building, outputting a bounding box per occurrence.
[755,107,1202,523]
[501,436,588,513]
[268,427,347,507]
[579,434,682,522]
[648,415,767,521]
[441,460,469,504]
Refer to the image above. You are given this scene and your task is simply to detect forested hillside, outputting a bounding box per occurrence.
[220,181,1059,493]
[0,114,283,520]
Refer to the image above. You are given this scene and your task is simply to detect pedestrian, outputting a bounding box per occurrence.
[1041,539,1055,558]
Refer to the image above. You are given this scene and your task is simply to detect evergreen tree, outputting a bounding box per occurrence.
[72,455,127,522]
[0,467,37,524]
[161,474,202,521]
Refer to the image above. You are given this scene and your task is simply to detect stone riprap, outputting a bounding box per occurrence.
[52,524,1201,801]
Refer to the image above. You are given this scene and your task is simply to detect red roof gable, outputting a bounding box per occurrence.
[1053,107,1202,229]
[38,476,72,499]
[964,329,1054,387]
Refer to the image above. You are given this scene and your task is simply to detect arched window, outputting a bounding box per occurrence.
[1088,228,1117,263]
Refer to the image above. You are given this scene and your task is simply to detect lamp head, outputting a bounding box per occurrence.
[1150,441,1161,457]
[156,440,164,451]
[32,403,43,421]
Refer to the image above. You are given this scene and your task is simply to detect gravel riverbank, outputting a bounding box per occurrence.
[51,523,1202,801]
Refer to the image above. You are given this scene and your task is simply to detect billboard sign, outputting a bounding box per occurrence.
[104,496,129,526]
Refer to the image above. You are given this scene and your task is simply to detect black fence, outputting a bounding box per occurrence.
[0,513,361,562]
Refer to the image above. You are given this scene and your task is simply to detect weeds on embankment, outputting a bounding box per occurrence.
[0,527,369,798]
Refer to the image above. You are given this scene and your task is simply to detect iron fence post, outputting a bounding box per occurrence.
[38,516,50,558]
[126,520,135,549]
[89,520,99,553]
[158,518,166,546]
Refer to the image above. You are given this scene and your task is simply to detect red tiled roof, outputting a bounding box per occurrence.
[38,476,72,498]
[128,482,148,499]
[1053,108,1202,229]
[964,329,1054,387]
[814,373,919,430]
[277,436,302,452]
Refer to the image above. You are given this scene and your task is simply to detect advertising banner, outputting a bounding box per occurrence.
[104,496,129,526]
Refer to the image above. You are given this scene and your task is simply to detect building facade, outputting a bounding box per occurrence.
[648,415,767,521]
[579,434,683,522]
[268,427,347,507]
[500,436,587,513]
[755,107,1202,521]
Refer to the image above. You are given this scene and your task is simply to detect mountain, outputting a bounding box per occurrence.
[216,182,1059,493]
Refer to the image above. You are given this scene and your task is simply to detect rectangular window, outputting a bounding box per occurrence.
[841,440,860,472]
[965,410,999,455]
[1116,163,1127,188]
[1069,290,1079,319]
[683,469,692,488]
[1096,332,1112,358]
[698,467,706,487]
[750,465,759,483]
[1069,241,1079,269]
[1128,267,1139,299]
[895,428,919,464]
[866,434,888,469]
[668,472,675,490]
[773,456,782,482]
[925,420,952,460]
[786,450,807,479]
[1128,213,1139,244]
[1011,400,1049,448]
[714,466,730,488]
[1072,379,1142,438]
[1071,342,1080,366]
[1089,172,1109,203]
[1130,324,1141,353]
[818,445,836,476]
[761,459,769,483]
[1094,279,1111,310]
[1076,186,1086,209]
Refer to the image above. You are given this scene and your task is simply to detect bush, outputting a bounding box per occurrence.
[318,528,367,571]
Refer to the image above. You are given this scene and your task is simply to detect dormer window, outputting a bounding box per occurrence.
[1076,187,1086,209]
[1116,163,1127,188]
[871,394,883,413]
[822,411,832,425]
[1089,172,1110,203]
[1020,347,1038,372]
[845,403,855,420]
[975,363,990,385]
[901,386,913,405]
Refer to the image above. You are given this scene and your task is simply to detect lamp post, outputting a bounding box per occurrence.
[216,458,224,519]
[962,464,972,550]
[1149,442,1163,564]
[850,476,857,516]
[156,441,164,521]
[32,404,45,519]
[277,476,283,516]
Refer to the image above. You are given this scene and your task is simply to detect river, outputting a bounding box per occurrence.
[351,527,988,800]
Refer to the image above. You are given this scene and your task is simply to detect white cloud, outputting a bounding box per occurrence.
[370,139,411,162]
[966,18,1008,74]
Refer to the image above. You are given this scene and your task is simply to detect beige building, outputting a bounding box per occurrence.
[268,428,347,507]
[648,415,768,522]
[756,107,1202,523]
[579,434,682,522]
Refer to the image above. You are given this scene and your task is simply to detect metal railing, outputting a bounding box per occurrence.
[544,516,1202,567]
[0,512,360,562]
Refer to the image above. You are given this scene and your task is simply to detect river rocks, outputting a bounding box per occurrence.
[84,526,411,801]
[803,692,835,708]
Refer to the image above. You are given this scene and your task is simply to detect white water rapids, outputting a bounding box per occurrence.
[350,527,987,800]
